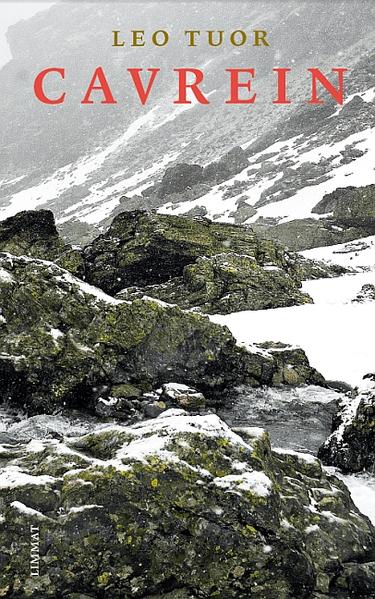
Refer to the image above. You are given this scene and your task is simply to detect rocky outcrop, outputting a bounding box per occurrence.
[0,410,373,598]
[253,217,370,253]
[318,375,375,472]
[313,185,375,220]
[118,253,312,314]
[0,253,323,415]
[151,147,249,201]
[352,283,375,303]
[0,210,84,276]
[157,164,205,198]
[203,146,249,184]
[83,210,314,301]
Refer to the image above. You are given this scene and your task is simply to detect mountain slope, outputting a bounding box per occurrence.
[2,1,375,242]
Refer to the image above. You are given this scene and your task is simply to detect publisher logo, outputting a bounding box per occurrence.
[30,526,40,577]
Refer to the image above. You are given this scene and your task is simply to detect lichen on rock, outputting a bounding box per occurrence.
[0,252,323,415]
[0,411,373,598]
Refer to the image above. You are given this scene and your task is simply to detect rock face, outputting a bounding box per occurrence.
[0,253,323,415]
[157,164,205,198]
[319,375,375,472]
[84,210,315,310]
[151,147,249,201]
[118,253,312,314]
[0,210,84,276]
[352,283,375,303]
[313,185,375,220]
[0,411,374,599]
[253,217,370,253]
[204,146,249,184]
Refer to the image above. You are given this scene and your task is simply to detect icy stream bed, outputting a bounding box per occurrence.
[218,385,341,455]
[217,385,375,525]
[1,386,374,525]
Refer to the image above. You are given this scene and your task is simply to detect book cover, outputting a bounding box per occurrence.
[0,1,374,598]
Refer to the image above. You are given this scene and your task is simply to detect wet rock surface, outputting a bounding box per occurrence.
[319,375,375,473]
[219,385,342,455]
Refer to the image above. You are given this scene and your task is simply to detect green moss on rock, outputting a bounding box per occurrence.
[0,411,373,598]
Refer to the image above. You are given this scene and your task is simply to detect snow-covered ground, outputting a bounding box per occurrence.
[302,235,375,270]
[211,271,375,387]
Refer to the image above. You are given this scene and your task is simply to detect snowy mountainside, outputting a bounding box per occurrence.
[302,235,375,270]
[2,1,375,243]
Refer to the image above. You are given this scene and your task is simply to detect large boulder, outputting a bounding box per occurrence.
[0,411,373,598]
[83,211,307,296]
[0,253,323,414]
[318,374,375,472]
[310,186,375,239]
[253,217,369,252]
[203,146,249,183]
[313,185,375,219]
[157,163,205,198]
[118,253,312,314]
[0,210,84,276]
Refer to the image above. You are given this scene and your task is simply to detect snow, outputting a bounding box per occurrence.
[68,504,104,514]
[336,472,375,525]
[10,501,48,519]
[213,471,272,496]
[55,271,124,305]
[0,466,56,489]
[115,412,251,466]
[273,447,318,465]
[0,107,159,221]
[0,268,15,284]
[245,127,375,224]
[211,271,375,386]
[302,236,375,270]
[50,328,64,341]
[25,440,46,453]
[59,151,180,226]
[303,271,375,304]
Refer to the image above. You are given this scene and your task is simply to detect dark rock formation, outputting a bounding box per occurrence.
[118,253,312,314]
[0,411,373,598]
[0,209,84,276]
[0,253,323,415]
[352,283,375,303]
[157,164,205,198]
[310,185,375,239]
[319,374,375,472]
[203,146,249,184]
[313,185,375,219]
[253,217,369,253]
[83,210,310,297]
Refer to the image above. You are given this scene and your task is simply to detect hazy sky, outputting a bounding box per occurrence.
[0,2,55,68]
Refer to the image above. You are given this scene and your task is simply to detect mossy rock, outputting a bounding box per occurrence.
[118,253,312,314]
[0,253,323,414]
[83,210,309,296]
[0,411,373,598]
[0,210,84,277]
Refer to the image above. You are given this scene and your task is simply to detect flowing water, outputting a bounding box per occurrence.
[219,384,375,524]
